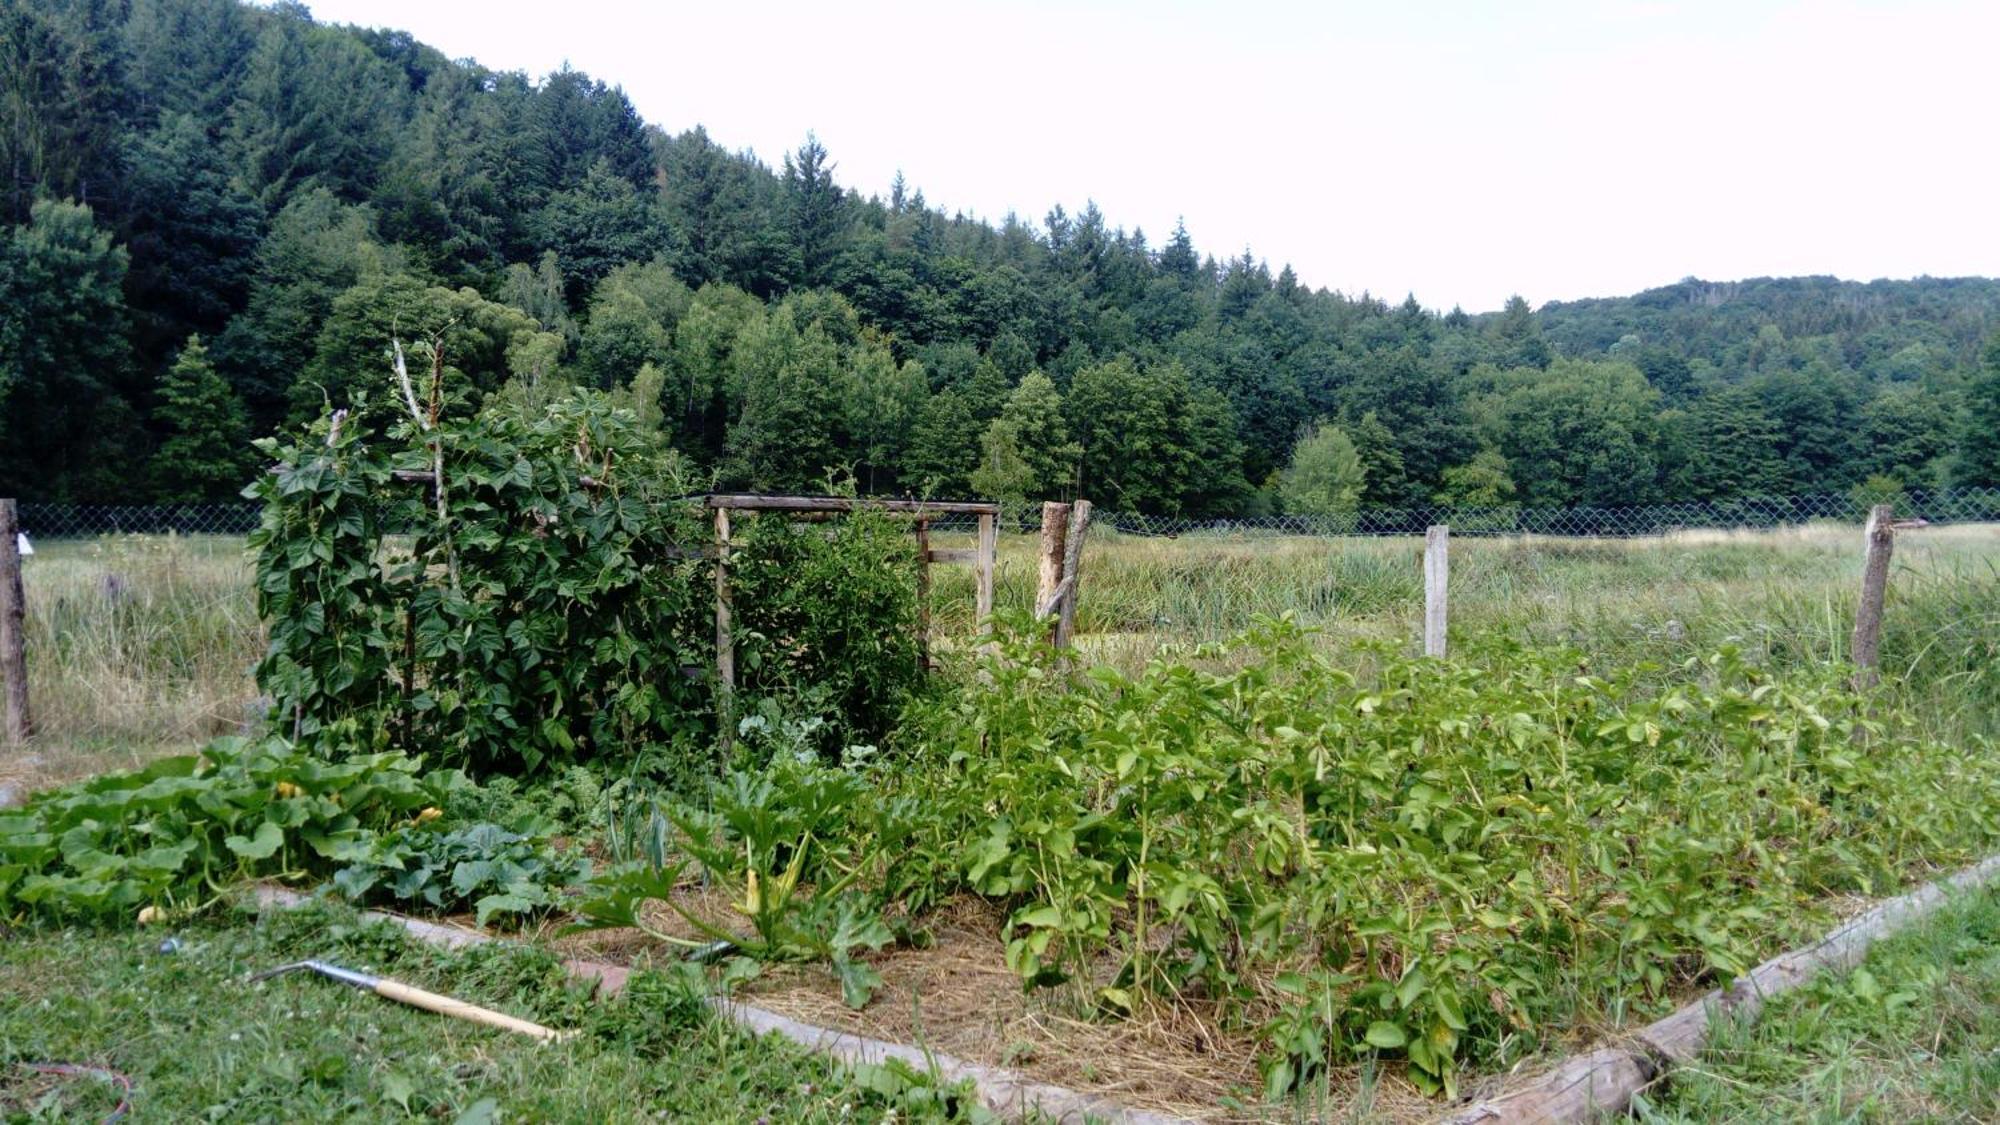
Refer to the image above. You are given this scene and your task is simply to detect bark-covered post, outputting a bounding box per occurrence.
[713,506,735,750]
[974,512,997,624]
[1053,500,1092,650]
[1851,504,1895,687]
[1035,502,1070,622]
[1423,524,1449,659]
[0,499,29,746]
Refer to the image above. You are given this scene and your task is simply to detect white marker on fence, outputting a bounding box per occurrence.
[1423,524,1449,658]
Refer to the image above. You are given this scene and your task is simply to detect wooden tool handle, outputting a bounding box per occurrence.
[372,979,574,1042]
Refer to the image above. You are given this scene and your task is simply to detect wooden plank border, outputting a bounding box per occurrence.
[1440,850,2000,1123]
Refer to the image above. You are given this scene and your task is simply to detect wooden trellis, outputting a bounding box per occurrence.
[704,495,999,738]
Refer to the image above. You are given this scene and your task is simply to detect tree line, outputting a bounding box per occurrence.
[3,0,1998,513]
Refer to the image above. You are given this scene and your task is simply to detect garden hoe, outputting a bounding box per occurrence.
[249,960,574,1042]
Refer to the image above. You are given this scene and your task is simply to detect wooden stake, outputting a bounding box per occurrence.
[1053,500,1092,650]
[713,507,734,752]
[0,500,27,745]
[1851,503,1894,687]
[1035,502,1070,627]
[1423,524,1449,658]
[973,513,997,625]
[914,519,932,670]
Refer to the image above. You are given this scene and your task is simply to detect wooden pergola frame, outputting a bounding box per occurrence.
[705,495,999,727]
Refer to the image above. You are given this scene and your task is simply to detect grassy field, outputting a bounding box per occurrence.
[7,521,2000,1120]
[5,534,260,794]
[0,900,976,1122]
[10,520,1997,783]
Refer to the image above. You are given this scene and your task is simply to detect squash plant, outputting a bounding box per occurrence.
[0,736,451,919]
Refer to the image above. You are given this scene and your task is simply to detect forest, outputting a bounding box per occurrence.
[3,0,1998,513]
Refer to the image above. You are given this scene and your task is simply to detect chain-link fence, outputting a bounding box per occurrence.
[14,486,2000,543]
[1085,487,2000,540]
[18,503,262,540]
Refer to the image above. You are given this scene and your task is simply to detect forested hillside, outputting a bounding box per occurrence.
[3,0,1997,511]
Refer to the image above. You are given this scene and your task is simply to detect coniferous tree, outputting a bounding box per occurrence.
[150,334,253,499]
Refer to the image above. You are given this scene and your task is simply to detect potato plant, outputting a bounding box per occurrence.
[899,616,2000,1097]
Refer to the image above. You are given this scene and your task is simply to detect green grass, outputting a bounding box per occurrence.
[1640,882,2000,1123]
[0,901,976,1122]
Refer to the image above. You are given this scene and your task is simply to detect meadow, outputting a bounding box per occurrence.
[7,520,2000,1120]
[17,519,1999,789]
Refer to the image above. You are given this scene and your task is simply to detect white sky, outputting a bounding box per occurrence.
[303,0,1999,313]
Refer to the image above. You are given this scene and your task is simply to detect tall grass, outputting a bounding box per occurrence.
[934,521,2000,740]
[8,521,1997,793]
[8,535,262,789]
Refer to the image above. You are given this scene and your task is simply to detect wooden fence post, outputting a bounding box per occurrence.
[1053,500,1092,650]
[1035,502,1070,625]
[974,512,997,625]
[1851,504,1894,687]
[1423,524,1449,659]
[913,518,932,670]
[0,499,29,745]
[713,506,735,751]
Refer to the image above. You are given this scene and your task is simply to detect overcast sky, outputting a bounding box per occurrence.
[302,0,1997,313]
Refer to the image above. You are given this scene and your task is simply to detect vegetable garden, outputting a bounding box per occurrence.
[6,375,2000,1120]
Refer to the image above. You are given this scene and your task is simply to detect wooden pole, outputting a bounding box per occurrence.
[0,499,29,745]
[913,518,932,670]
[1851,503,1894,687]
[713,507,734,752]
[1423,524,1449,659]
[974,513,997,625]
[1035,502,1070,627]
[1053,500,1092,650]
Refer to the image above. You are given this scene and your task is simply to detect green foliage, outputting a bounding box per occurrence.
[0,198,142,501]
[8,0,2000,518]
[329,820,590,927]
[577,753,923,1007]
[249,370,929,778]
[246,385,713,776]
[726,506,929,756]
[0,735,453,920]
[1435,449,1516,507]
[150,334,255,500]
[895,618,2000,1097]
[1957,333,2000,487]
[1278,422,1366,520]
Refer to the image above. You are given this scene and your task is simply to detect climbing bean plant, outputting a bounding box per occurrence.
[247,373,930,779]
[248,383,712,776]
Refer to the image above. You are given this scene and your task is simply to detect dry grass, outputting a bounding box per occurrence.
[9,534,262,793]
[731,897,1430,1122]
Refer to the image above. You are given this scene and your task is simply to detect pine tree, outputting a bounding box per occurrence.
[150,335,252,500]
